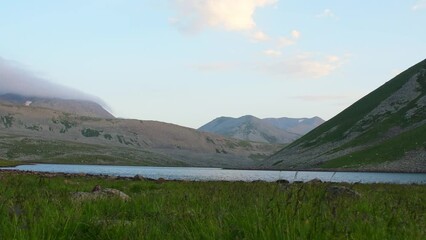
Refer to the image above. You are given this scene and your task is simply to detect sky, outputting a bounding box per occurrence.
[0,0,425,128]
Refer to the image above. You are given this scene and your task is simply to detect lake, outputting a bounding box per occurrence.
[2,164,426,184]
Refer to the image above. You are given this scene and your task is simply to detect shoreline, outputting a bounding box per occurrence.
[2,161,425,174]
[1,168,425,185]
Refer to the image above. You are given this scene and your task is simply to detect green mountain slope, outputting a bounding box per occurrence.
[264,59,426,172]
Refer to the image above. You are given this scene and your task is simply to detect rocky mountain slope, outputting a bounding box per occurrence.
[264,59,426,172]
[0,93,114,119]
[199,115,324,144]
[0,103,280,168]
[263,117,324,135]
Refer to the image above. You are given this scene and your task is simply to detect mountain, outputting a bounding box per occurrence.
[263,117,325,135]
[199,115,324,144]
[0,102,281,168]
[264,59,426,172]
[0,93,114,119]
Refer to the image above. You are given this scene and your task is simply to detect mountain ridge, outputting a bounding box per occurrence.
[0,93,114,119]
[199,115,324,144]
[0,102,281,167]
[264,59,426,172]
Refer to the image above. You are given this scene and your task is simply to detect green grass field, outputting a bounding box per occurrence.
[0,159,22,167]
[0,172,424,239]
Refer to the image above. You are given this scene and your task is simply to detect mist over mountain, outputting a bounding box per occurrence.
[0,93,114,119]
[0,57,108,108]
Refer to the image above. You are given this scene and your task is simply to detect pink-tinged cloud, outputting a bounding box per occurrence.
[171,0,277,33]
[264,53,346,78]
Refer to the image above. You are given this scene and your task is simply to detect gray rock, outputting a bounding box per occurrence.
[307,178,323,184]
[133,174,145,181]
[71,185,130,201]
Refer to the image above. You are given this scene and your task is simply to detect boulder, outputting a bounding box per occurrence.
[307,178,323,184]
[71,185,130,201]
[133,174,145,181]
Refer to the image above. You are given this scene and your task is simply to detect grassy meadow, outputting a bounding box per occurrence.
[0,159,22,167]
[0,172,425,240]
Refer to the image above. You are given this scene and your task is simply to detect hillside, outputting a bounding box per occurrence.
[199,115,323,144]
[0,93,114,119]
[0,103,280,168]
[263,117,324,135]
[264,59,426,172]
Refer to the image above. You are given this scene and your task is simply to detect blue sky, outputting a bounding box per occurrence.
[1,0,425,128]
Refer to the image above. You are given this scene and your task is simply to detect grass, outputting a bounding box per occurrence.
[81,128,102,137]
[0,172,424,239]
[1,114,14,128]
[0,159,22,167]
[0,137,186,167]
[320,123,426,168]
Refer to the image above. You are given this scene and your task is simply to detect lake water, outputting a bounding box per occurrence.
[2,164,426,184]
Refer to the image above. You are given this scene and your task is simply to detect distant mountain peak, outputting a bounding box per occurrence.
[199,116,324,144]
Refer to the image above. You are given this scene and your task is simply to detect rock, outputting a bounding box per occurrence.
[102,188,131,201]
[327,185,361,198]
[276,179,290,184]
[307,178,323,184]
[71,192,101,201]
[71,185,131,201]
[156,178,166,184]
[92,185,102,192]
[133,174,145,181]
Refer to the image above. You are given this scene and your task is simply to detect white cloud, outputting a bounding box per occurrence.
[265,53,346,78]
[316,9,336,18]
[251,31,269,42]
[412,0,426,11]
[278,30,301,48]
[171,0,277,32]
[291,30,300,39]
[263,49,282,57]
[278,37,295,47]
